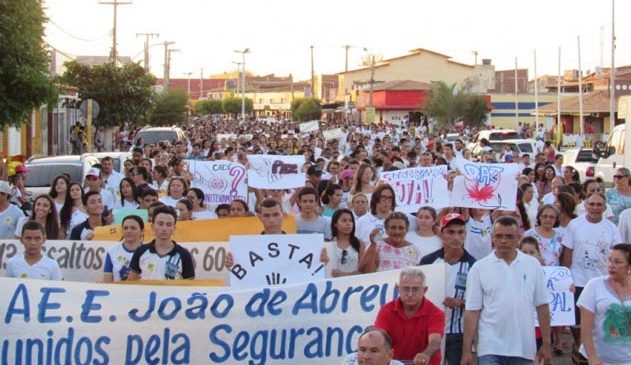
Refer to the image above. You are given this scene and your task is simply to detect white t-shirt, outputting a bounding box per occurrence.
[103,242,136,281]
[160,195,180,208]
[67,209,88,238]
[465,250,548,360]
[464,214,493,260]
[6,255,62,280]
[404,231,443,258]
[561,215,622,287]
[577,276,631,364]
[0,204,25,239]
[618,207,631,244]
[355,213,385,245]
[523,227,563,266]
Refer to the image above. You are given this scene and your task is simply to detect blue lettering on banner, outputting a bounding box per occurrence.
[38,287,65,323]
[0,328,111,365]
[5,283,30,324]
[129,291,235,322]
[81,290,109,323]
[245,288,287,317]
[208,323,369,364]
[124,328,190,365]
[292,281,395,315]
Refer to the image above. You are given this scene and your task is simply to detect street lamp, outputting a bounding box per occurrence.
[232,62,242,95]
[233,48,250,122]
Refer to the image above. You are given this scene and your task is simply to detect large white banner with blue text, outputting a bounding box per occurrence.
[379,166,450,213]
[450,162,520,210]
[0,264,445,365]
[189,161,248,205]
[247,155,306,189]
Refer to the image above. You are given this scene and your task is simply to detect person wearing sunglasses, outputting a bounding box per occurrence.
[325,208,364,278]
[605,167,631,224]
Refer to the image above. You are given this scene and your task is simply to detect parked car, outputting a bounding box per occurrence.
[91,151,132,173]
[487,139,537,162]
[23,154,100,196]
[132,126,187,147]
[469,129,520,157]
[594,123,628,186]
[563,148,597,182]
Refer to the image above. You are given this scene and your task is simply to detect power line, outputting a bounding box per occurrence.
[44,41,76,61]
[48,19,109,42]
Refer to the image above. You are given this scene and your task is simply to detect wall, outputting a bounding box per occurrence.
[488,93,566,129]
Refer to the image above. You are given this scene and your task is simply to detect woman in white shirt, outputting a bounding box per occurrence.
[405,206,442,258]
[160,177,188,207]
[48,175,69,215]
[325,208,365,277]
[115,177,139,209]
[187,188,214,220]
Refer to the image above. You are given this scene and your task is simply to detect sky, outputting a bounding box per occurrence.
[43,0,631,82]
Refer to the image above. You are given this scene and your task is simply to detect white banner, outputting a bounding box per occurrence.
[190,161,248,205]
[229,234,325,288]
[379,166,450,213]
[541,266,575,326]
[247,155,306,189]
[0,264,445,364]
[0,240,230,283]
[299,120,320,133]
[450,162,519,210]
[323,128,343,141]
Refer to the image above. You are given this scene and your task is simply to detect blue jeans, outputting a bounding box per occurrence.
[477,355,532,365]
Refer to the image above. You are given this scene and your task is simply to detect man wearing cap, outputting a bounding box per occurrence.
[0,181,25,239]
[374,267,444,365]
[84,167,115,220]
[420,213,476,365]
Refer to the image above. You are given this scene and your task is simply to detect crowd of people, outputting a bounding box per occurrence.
[2,115,630,365]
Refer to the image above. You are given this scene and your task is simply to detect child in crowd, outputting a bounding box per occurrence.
[5,220,61,280]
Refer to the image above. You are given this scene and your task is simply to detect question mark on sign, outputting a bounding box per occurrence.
[229,166,246,197]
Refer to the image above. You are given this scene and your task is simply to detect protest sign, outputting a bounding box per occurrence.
[113,209,148,225]
[229,234,325,288]
[94,216,297,242]
[189,161,248,204]
[247,155,306,189]
[380,166,450,213]
[0,263,445,365]
[0,240,231,283]
[299,120,320,133]
[540,266,575,326]
[323,128,343,141]
[450,162,519,210]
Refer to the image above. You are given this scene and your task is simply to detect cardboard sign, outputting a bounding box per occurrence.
[113,209,148,225]
[229,234,325,288]
[380,166,450,213]
[323,128,343,141]
[189,161,248,204]
[0,264,445,364]
[247,155,306,189]
[299,120,320,133]
[450,162,519,210]
[540,266,575,326]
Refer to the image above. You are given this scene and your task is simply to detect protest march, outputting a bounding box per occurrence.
[1,115,630,365]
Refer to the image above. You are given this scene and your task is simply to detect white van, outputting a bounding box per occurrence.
[594,96,631,185]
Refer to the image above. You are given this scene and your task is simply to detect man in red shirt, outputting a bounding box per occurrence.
[375,267,445,365]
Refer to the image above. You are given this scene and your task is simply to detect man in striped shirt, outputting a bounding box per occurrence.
[420,213,476,365]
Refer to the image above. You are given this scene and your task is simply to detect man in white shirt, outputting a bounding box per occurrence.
[6,220,61,280]
[101,156,123,193]
[84,167,115,213]
[462,216,551,365]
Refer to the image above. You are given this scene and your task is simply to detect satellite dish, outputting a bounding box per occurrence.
[79,99,101,119]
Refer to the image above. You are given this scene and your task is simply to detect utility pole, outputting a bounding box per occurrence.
[310,45,315,98]
[369,54,375,107]
[472,50,478,65]
[162,41,175,89]
[200,68,204,100]
[233,48,250,121]
[232,62,242,95]
[167,49,180,90]
[99,0,132,64]
[534,49,539,125]
[514,57,519,119]
[578,35,584,136]
[342,44,351,72]
[184,72,192,99]
[136,32,159,71]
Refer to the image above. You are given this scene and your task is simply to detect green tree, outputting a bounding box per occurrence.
[151,89,188,126]
[462,95,490,130]
[292,97,321,121]
[0,0,58,128]
[222,96,252,117]
[60,61,155,127]
[194,99,223,115]
[421,82,489,130]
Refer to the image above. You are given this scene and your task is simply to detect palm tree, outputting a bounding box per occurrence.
[421,82,466,130]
